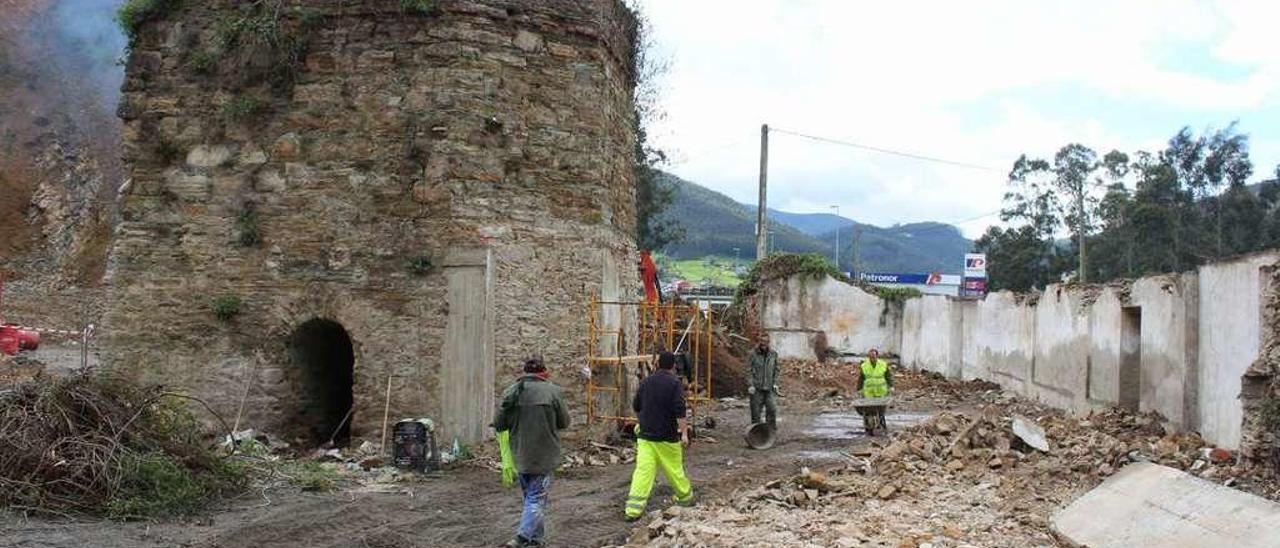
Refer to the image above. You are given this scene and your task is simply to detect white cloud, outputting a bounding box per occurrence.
[638,0,1280,237]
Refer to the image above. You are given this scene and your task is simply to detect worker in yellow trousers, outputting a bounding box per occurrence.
[625,352,693,521]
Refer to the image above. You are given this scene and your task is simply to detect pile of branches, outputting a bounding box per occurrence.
[0,373,246,517]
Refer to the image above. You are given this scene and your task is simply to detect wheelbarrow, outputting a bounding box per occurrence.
[852,396,893,436]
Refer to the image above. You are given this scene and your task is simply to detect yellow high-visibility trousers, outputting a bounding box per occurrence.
[625,439,693,518]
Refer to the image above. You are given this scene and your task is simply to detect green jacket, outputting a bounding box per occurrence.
[748,348,779,391]
[493,376,570,475]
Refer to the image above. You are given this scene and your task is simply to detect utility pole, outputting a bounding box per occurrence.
[830,205,840,272]
[852,226,863,276]
[756,124,769,262]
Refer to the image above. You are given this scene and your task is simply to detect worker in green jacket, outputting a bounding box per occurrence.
[857,348,893,398]
[493,356,570,548]
[747,334,780,431]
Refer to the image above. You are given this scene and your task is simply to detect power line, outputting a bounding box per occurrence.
[770,127,1004,172]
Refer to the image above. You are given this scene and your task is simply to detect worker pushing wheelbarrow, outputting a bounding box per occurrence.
[853,349,894,436]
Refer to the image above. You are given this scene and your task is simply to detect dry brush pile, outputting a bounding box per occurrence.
[0,373,248,518]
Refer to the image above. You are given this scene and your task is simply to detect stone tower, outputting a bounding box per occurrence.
[106,0,639,444]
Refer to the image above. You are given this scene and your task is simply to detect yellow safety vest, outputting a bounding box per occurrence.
[860,359,889,398]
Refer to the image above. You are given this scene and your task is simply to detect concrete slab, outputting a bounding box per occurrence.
[1051,462,1280,548]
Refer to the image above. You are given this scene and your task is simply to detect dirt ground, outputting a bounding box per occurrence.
[0,366,933,548]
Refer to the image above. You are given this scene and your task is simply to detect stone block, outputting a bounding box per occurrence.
[273,133,302,161]
[513,30,544,52]
[164,170,212,202]
[186,144,233,168]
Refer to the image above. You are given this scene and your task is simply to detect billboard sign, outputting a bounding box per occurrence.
[859,272,961,285]
[964,253,987,278]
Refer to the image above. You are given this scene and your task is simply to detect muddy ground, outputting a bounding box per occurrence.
[0,369,945,548]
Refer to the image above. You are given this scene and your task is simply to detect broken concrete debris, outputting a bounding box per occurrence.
[1010,416,1049,453]
[621,370,1280,547]
[1052,462,1280,548]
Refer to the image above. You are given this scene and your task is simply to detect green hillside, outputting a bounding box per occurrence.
[659,172,973,274]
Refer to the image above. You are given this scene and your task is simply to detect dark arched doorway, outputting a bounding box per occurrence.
[289,318,355,446]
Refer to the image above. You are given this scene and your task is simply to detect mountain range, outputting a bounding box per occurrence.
[660,172,974,274]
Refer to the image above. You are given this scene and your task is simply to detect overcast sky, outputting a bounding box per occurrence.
[636,0,1280,237]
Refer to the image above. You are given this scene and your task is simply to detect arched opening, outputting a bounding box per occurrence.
[289,318,355,446]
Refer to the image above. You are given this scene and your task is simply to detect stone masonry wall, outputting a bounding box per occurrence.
[106,0,639,444]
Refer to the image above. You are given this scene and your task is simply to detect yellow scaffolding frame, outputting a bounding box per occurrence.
[586,300,715,427]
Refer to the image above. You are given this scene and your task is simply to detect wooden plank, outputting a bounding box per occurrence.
[440,249,493,445]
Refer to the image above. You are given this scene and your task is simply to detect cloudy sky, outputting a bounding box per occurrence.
[636,0,1280,237]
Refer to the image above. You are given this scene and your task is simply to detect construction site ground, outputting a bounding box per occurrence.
[3,363,1276,548]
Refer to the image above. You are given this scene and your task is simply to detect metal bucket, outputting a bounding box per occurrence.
[744,422,776,450]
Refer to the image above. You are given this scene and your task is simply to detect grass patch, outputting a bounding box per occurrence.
[734,253,841,303]
[870,285,923,304]
[211,294,242,322]
[106,451,247,519]
[400,0,441,15]
[187,50,219,76]
[406,255,433,276]
[662,256,744,288]
[117,0,183,42]
[235,204,262,247]
[221,95,264,123]
[214,2,322,92]
[281,461,340,492]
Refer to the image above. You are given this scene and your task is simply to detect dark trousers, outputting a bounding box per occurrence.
[749,389,777,428]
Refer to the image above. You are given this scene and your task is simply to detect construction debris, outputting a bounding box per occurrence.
[623,370,1280,547]
[1010,416,1049,452]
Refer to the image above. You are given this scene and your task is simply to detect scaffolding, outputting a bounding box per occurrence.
[585,300,715,427]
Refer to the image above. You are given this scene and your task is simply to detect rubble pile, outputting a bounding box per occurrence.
[788,360,855,393]
[561,442,638,469]
[628,382,1280,547]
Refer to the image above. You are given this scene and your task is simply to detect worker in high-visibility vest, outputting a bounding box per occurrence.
[857,348,893,398]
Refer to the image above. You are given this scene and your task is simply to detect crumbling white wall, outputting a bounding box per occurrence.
[759,253,1279,449]
[1130,274,1196,428]
[1197,252,1278,448]
[963,291,1034,389]
[1087,288,1124,406]
[901,295,958,377]
[759,276,899,360]
[1030,286,1093,412]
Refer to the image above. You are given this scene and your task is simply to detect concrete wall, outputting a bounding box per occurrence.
[901,295,958,377]
[1086,288,1124,406]
[1029,286,1093,412]
[759,252,1280,449]
[1130,274,1197,428]
[1197,252,1278,447]
[963,291,1035,391]
[759,276,899,360]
